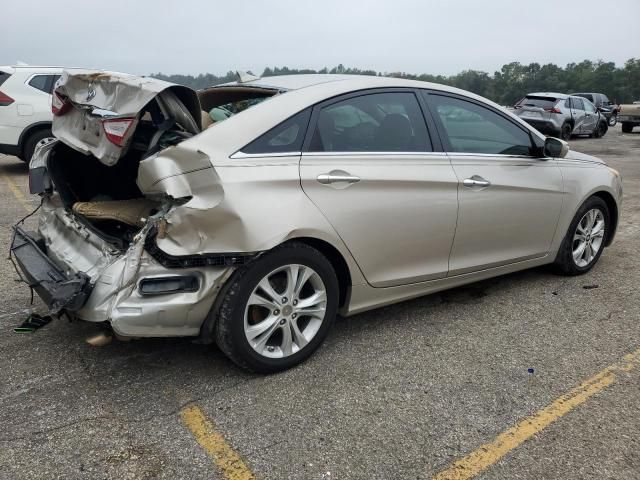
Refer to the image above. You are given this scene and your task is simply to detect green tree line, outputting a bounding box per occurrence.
[152,59,640,105]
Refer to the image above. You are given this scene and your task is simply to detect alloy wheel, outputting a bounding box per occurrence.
[572,209,605,267]
[244,264,327,358]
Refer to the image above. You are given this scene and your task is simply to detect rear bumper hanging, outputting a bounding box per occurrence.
[10,226,92,313]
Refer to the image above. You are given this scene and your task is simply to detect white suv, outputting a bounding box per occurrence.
[0,66,66,162]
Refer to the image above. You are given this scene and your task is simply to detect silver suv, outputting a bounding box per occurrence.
[514,92,608,140]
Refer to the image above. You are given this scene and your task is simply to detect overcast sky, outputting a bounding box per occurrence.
[3,0,639,76]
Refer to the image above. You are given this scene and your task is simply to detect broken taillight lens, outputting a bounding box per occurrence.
[102,118,134,146]
[51,91,71,116]
[0,90,14,106]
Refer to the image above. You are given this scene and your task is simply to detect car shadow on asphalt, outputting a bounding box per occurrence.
[0,160,28,175]
[23,266,551,379]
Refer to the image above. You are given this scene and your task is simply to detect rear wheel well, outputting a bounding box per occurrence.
[19,123,52,158]
[592,191,618,246]
[287,237,352,308]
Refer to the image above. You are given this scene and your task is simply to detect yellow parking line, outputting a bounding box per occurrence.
[1,174,32,214]
[181,404,256,480]
[433,347,640,480]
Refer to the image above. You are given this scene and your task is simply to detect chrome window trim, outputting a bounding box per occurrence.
[230,151,302,159]
[442,152,538,159]
[231,151,543,160]
[302,151,445,157]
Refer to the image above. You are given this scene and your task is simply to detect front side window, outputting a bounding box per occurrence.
[584,100,596,113]
[309,92,430,152]
[427,94,533,156]
[242,109,311,154]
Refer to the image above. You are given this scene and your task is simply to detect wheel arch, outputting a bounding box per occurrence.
[18,121,52,158]
[284,236,352,309]
[591,190,618,246]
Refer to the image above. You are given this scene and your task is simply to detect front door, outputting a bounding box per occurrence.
[424,92,564,275]
[582,99,598,134]
[569,97,587,134]
[300,90,459,287]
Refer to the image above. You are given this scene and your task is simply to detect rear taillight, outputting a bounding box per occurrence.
[0,90,14,106]
[102,118,134,146]
[544,107,562,114]
[52,91,71,116]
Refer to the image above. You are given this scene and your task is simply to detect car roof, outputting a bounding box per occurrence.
[0,65,86,74]
[526,92,569,99]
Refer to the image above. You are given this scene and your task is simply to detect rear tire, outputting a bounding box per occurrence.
[22,129,53,164]
[553,196,609,276]
[621,123,633,133]
[215,242,339,373]
[560,122,572,140]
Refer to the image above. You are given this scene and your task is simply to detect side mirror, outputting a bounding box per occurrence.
[544,137,569,158]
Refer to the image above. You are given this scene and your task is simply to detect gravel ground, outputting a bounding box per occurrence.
[0,124,639,479]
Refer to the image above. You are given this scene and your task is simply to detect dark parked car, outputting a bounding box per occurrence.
[571,92,618,126]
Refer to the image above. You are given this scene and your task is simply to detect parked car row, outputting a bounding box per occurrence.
[513,92,610,140]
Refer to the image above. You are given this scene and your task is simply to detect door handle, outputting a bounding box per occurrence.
[463,176,491,188]
[317,170,361,185]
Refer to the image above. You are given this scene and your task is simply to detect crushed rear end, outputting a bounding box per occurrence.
[10,70,251,337]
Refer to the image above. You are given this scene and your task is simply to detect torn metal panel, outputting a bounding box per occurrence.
[52,70,201,166]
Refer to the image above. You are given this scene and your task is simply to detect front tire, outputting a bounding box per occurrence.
[554,196,609,276]
[608,113,617,127]
[593,121,607,138]
[215,242,339,373]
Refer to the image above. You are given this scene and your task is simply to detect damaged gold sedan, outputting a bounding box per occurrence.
[12,71,622,372]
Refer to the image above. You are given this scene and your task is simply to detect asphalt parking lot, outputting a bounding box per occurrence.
[1,125,639,480]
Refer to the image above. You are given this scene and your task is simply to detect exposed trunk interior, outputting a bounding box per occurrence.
[48,143,153,248]
[47,82,281,249]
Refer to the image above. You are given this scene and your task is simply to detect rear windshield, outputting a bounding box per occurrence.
[515,96,558,109]
[0,72,11,87]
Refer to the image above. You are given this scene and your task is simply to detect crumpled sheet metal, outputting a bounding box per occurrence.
[52,70,201,166]
[138,151,365,287]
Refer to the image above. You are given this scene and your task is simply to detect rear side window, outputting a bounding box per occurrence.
[571,97,584,110]
[428,94,533,156]
[516,96,557,109]
[28,75,51,93]
[242,109,311,154]
[309,92,431,152]
[0,72,11,87]
[577,94,594,103]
